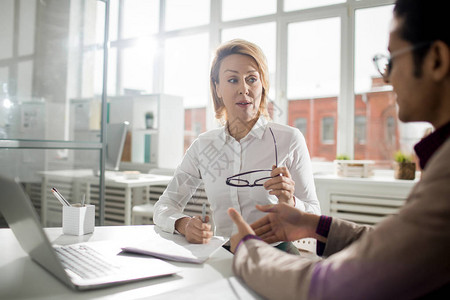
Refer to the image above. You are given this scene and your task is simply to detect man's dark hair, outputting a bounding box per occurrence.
[394,0,450,76]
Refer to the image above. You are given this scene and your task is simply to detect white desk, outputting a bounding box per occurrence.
[0,225,241,300]
[38,170,172,226]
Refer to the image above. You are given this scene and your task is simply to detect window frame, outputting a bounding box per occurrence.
[105,0,397,165]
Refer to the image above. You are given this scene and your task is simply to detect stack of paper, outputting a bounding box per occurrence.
[121,226,228,264]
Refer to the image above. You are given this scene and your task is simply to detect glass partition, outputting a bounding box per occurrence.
[0,0,107,227]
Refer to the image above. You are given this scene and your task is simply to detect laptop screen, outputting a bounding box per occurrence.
[0,176,72,286]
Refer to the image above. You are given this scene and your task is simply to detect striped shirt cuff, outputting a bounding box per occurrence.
[315,215,332,256]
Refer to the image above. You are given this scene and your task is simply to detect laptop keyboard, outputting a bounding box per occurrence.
[55,244,120,280]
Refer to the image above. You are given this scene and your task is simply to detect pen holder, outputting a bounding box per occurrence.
[62,205,95,236]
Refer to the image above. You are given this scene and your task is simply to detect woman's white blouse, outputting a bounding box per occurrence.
[154,116,320,238]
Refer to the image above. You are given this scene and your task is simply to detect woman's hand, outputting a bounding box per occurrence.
[264,165,296,206]
[175,216,213,244]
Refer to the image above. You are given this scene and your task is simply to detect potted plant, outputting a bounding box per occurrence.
[394,151,416,180]
[336,154,350,160]
[145,111,154,129]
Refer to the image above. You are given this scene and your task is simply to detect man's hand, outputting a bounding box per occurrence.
[263,165,295,206]
[227,208,255,253]
[251,203,321,244]
[175,216,213,244]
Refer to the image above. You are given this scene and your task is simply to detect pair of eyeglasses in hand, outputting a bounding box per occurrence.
[226,127,277,187]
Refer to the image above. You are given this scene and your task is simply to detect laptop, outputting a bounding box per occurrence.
[0,175,179,290]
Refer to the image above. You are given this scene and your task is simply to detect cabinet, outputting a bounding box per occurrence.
[314,174,418,225]
[108,94,184,169]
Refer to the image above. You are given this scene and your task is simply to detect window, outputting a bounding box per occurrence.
[354,4,427,166]
[222,0,276,21]
[27,0,406,170]
[166,0,210,30]
[386,116,395,145]
[294,118,307,137]
[321,117,335,144]
[287,18,340,99]
[287,17,340,161]
[285,0,345,11]
[121,40,156,94]
[164,34,210,108]
[122,0,159,39]
[355,115,366,145]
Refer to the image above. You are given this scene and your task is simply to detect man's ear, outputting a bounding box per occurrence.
[428,41,450,81]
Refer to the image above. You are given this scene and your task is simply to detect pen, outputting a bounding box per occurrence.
[202,203,206,223]
[51,188,71,206]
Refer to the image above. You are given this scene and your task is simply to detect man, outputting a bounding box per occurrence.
[227,0,450,299]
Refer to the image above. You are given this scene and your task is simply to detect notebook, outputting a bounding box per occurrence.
[0,176,179,291]
[122,226,228,264]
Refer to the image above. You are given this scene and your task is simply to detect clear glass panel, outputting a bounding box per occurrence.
[222,22,276,102]
[94,47,117,96]
[121,38,156,94]
[284,0,345,11]
[17,61,33,99]
[222,0,276,22]
[109,0,119,41]
[122,0,159,39]
[0,0,14,60]
[18,0,37,56]
[184,107,207,153]
[164,33,209,152]
[83,0,105,46]
[354,5,430,168]
[287,18,340,162]
[0,148,102,228]
[0,67,8,86]
[165,0,210,31]
[95,2,106,45]
[0,0,106,142]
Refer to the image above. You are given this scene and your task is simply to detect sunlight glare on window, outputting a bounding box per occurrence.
[284,0,345,11]
[165,0,210,31]
[164,34,209,108]
[354,5,393,93]
[222,0,276,22]
[123,0,159,39]
[287,18,340,99]
[122,39,156,94]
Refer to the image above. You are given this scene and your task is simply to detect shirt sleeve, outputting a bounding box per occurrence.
[289,129,321,215]
[153,142,203,233]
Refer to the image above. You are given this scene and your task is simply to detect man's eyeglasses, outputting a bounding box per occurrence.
[225,127,277,187]
[372,42,431,81]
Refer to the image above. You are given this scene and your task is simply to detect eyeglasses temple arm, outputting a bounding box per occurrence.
[269,127,278,167]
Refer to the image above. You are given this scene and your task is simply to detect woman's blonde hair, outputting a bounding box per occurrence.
[210,39,270,123]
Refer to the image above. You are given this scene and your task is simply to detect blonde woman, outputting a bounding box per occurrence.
[154,39,320,253]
